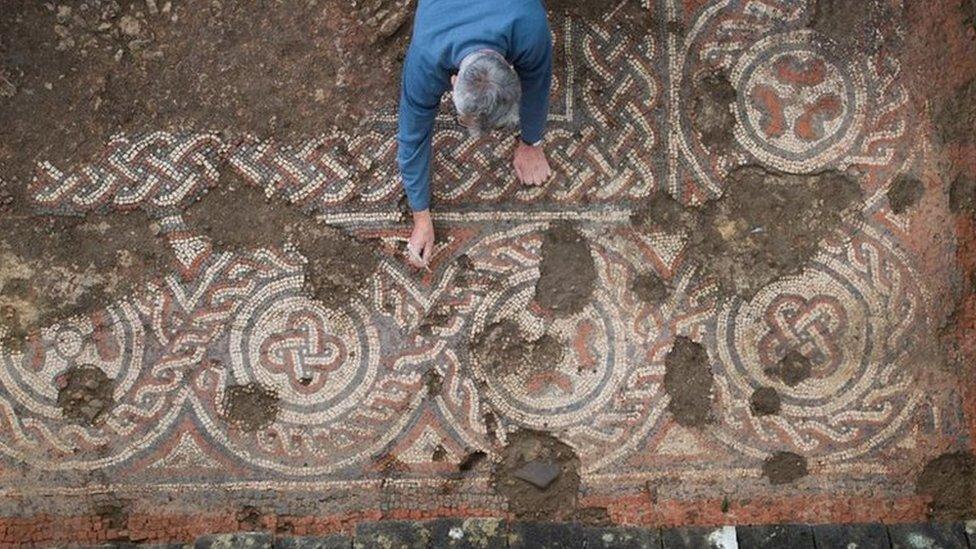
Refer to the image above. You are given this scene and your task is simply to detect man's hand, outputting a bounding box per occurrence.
[513,141,551,186]
[406,209,435,269]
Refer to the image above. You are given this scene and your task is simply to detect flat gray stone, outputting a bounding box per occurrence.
[812,523,889,549]
[353,520,430,549]
[662,526,736,548]
[195,533,272,549]
[508,522,583,548]
[736,524,814,548]
[888,523,968,549]
[274,534,351,548]
[512,460,561,489]
[581,525,662,548]
[427,518,507,548]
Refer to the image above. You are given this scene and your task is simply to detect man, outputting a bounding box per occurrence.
[398,0,554,268]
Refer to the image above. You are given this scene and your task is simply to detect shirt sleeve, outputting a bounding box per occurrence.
[396,48,449,211]
[513,14,553,144]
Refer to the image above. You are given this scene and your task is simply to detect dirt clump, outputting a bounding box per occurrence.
[692,166,863,298]
[631,271,668,304]
[766,350,813,387]
[663,337,714,427]
[222,383,279,433]
[935,77,976,146]
[470,320,564,379]
[916,451,975,520]
[750,386,781,416]
[185,174,381,309]
[631,190,691,233]
[809,0,878,50]
[949,175,976,214]
[492,430,580,522]
[888,175,926,214]
[534,222,596,317]
[0,211,168,352]
[763,451,808,485]
[691,71,737,152]
[57,365,115,426]
[424,367,443,397]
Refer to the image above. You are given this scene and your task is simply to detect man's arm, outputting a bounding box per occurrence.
[397,49,448,212]
[513,15,553,144]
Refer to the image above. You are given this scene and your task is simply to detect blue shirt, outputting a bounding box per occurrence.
[396,0,553,211]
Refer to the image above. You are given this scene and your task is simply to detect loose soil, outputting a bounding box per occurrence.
[949,175,976,214]
[934,77,976,146]
[639,167,863,298]
[888,175,926,215]
[0,0,413,193]
[663,337,714,427]
[763,451,808,485]
[766,350,813,387]
[631,270,668,304]
[809,0,878,51]
[56,365,115,426]
[183,171,381,310]
[690,71,737,153]
[915,451,975,520]
[749,386,781,416]
[534,222,596,317]
[492,430,580,522]
[0,211,168,351]
[221,383,279,433]
[469,320,564,379]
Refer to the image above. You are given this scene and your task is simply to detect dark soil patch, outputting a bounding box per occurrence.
[534,222,596,317]
[631,271,668,304]
[576,506,612,526]
[470,320,564,379]
[888,174,925,214]
[916,451,975,520]
[688,166,863,298]
[0,0,411,190]
[458,450,488,472]
[809,0,877,49]
[56,365,115,426]
[419,304,455,336]
[766,350,813,387]
[763,451,808,485]
[424,367,443,398]
[94,501,127,531]
[949,175,976,214]
[935,77,976,146]
[631,190,691,233]
[663,337,714,427]
[750,386,781,416]
[492,430,580,522]
[691,71,737,152]
[184,172,380,309]
[222,383,279,433]
[0,211,168,352]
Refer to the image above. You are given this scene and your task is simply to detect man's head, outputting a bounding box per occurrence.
[452,50,521,136]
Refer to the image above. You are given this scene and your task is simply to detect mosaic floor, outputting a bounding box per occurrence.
[1,0,974,544]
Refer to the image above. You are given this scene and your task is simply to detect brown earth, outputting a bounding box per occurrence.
[221,382,280,433]
[492,430,580,522]
[887,175,926,215]
[915,451,976,520]
[56,365,115,426]
[183,171,381,310]
[763,451,808,485]
[690,71,737,153]
[950,175,976,214]
[663,337,714,428]
[935,77,976,147]
[0,211,169,352]
[0,0,413,194]
[534,222,596,317]
[766,351,813,387]
[749,386,781,417]
[631,270,668,304]
[635,167,863,298]
[469,320,564,379]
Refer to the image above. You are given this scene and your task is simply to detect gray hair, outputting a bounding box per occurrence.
[453,50,521,136]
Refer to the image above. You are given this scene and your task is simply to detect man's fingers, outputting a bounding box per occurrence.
[422,238,434,263]
[514,160,525,183]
